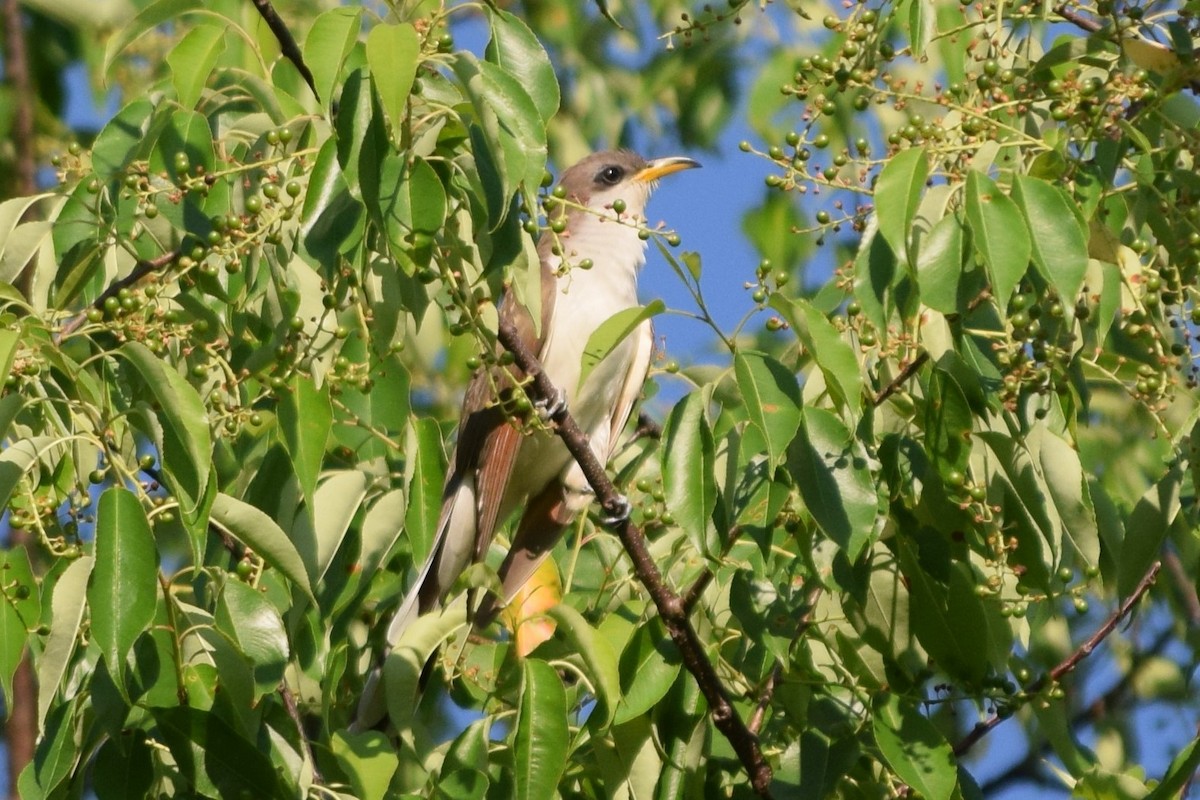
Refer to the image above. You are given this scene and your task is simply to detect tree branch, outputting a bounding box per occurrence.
[496,318,775,798]
[59,250,178,338]
[953,560,1161,757]
[248,0,320,102]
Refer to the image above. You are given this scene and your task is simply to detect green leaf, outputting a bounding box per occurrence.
[376,153,447,261]
[980,430,1065,587]
[121,342,212,523]
[167,23,226,109]
[215,579,289,699]
[1146,734,1200,800]
[906,0,935,58]
[1012,174,1089,307]
[1034,428,1100,571]
[301,138,366,264]
[365,22,420,137]
[515,659,569,800]
[452,53,547,226]
[103,0,204,76]
[915,213,966,314]
[734,350,803,467]
[278,373,332,518]
[579,301,664,389]
[36,556,92,730]
[92,733,154,800]
[662,391,718,555]
[770,294,864,424]
[545,603,620,727]
[926,368,973,475]
[874,146,928,267]
[153,706,285,797]
[0,328,19,386]
[789,407,877,560]
[485,9,560,125]
[873,694,957,800]
[29,697,80,796]
[1118,463,1183,598]
[964,170,1031,314]
[0,547,38,714]
[209,493,314,604]
[331,730,399,800]
[89,488,159,693]
[383,605,469,731]
[359,488,406,580]
[292,470,369,585]
[0,439,39,517]
[614,618,680,725]
[304,7,362,105]
[899,543,991,684]
[405,417,447,566]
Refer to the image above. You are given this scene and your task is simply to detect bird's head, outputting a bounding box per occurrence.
[553,150,700,222]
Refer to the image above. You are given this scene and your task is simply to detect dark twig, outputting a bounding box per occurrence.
[748,585,822,735]
[633,411,662,441]
[279,684,322,783]
[497,319,774,798]
[59,250,177,338]
[248,0,320,102]
[1053,3,1101,33]
[1161,549,1200,627]
[953,560,1161,757]
[872,291,991,407]
[872,354,929,408]
[980,622,1175,794]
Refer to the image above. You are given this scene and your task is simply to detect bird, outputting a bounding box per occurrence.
[356,150,699,729]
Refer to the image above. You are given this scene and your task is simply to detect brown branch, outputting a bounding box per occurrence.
[1053,4,1102,34]
[953,560,1161,757]
[3,0,34,198]
[633,411,662,441]
[248,0,320,102]
[872,354,928,408]
[496,319,775,798]
[59,250,178,338]
[3,3,39,790]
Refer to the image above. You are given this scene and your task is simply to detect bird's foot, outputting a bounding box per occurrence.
[535,389,568,422]
[599,495,632,528]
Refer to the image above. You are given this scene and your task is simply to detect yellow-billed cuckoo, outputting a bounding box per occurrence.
[357,151,699,729]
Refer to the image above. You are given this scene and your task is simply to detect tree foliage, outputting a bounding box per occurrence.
[2,0,1200,797]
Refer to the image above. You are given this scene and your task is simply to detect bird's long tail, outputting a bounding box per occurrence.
[353,478,476,731]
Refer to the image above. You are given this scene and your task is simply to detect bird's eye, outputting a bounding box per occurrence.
[598,165,624,185]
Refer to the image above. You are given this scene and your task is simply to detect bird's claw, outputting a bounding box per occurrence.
[535,389,568,422]
[600,495,632,527]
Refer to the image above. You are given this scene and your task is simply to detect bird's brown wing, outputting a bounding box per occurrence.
[449,255,558,563]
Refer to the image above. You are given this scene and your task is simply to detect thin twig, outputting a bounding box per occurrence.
[1161,549,1200,627]
[872,291,990,407]
[632,411,662,442]
[59,250,177,338]
[496,318,774,798]
[748,586,822,735]
[953,560,1161,757]
[248,0,320,102]
[279,684,323,783]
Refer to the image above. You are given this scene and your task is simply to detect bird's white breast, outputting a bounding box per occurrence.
[505,214,650,500]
